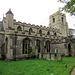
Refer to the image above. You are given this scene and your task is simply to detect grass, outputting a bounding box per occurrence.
[0,57,75,75]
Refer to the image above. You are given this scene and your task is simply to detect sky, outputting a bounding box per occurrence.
[0,0,75,29]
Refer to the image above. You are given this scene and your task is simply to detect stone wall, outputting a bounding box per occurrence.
[0,34,5,54]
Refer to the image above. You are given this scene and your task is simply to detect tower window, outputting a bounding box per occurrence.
[53,18,55,23]
[62,17,64,22]
[17,26,22,31]
[47,31,50,35]
[54,32,57,36]
[39,30,42,36]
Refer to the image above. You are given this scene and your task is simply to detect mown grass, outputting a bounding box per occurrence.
[0,57,75,75]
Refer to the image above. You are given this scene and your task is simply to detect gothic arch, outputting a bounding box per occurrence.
[45,40,50,52]
[39,30,42,36]
[36,39,41,53]
[22,38,33,54]
[47,31,50,35]
[53,18,55,23]
[1,37,8,60]
[29,28,32,35]
[5,37,8,54]
[62,17,64,22]
[68,42,74,57]
[54,32,57,36]
[17,26,22,31]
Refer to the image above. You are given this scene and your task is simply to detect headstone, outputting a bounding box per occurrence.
[51,54,55,61]
[57,54,62,61]
[36,49,38,57]
[43,53,50,60]
[46,53,50,60]
[39,53,42,59]
[43,54,46,59]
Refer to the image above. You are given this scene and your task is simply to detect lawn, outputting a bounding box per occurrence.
[0,57,75,75]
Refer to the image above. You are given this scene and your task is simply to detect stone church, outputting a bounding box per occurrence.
[0,9,75,61]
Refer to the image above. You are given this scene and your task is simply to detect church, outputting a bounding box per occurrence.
[0,9,75,61]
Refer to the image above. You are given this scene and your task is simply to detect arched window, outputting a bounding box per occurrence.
[53,18,55,23]
[62,17,64,22]
[39,30,42,36]
[29,28,32,35]
[54,32,57,36]
[36,40,41,53]
[17,26,22,31]
[46,41,50,52]
[22,38,32,54]
[5,37,8,54]
[47,31,50,35]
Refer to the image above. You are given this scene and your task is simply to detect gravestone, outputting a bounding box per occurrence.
[39,53,42,59]
[43,54,46,59]
[36,49,38,57]
[51,54,55,61]
[43,53,50,60]
[57,54,62,61]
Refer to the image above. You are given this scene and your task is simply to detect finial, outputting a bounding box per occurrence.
[9,8,11,11]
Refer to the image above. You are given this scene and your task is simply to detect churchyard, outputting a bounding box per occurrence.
[0,57,75,75]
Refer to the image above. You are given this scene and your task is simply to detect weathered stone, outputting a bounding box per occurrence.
[0,9,75,61]
[57,54,62,62]
[39,53,42,59]
[51,54,55,61]
[43,53,50,60]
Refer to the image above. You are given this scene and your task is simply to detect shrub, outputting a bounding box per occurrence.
[0,54,2,58]
[28,46,33,54]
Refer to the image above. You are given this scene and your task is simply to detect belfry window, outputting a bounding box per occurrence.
[53,18,55,23]
[47,31,50,35]
[62,17,64,22]
[54,32,57,36]
[17,26,22,31]
[39,30,42,36]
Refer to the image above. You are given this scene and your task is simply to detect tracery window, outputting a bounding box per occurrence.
[46,41,50,52]
[22,38,32,54]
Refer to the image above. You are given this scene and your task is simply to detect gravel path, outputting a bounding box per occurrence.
[71,68,75,75]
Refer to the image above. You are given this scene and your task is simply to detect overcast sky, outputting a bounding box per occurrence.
[0,0,75,29]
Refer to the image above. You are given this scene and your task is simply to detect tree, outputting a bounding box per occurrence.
[58,0,75,15]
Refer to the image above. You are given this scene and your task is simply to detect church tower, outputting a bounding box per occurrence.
[49,12,68,37]
[3,9,14,30]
